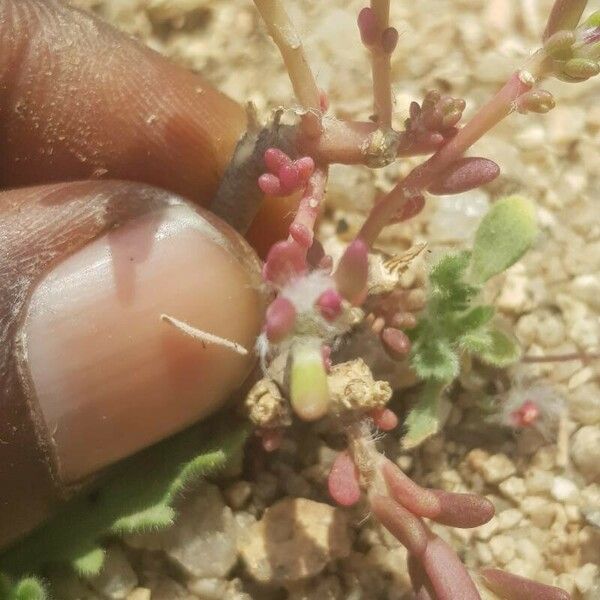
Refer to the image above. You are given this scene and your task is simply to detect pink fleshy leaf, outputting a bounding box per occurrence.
[369,494,429,556]
[380,457,495,528]
[421,534,482,600]
[263,240,307,285]
[395,193,425,222]
[328,451,362,506]
[408,555,436,600]
[289,222,313,249]
[381,327,411,359]
[279,162,301,194]
[357,7,378,46]
[295,156,316,182]
[480,567,571,600]
[265,296,297,343]
[316,289,343,321]
[381,27,399,54]
[369,407,399,431]
[264,147,291,173]
[334,238,369,305]
[427,157,500,195]
[258,173,282,196]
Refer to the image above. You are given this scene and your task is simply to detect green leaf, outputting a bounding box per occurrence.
[411,336,460,381]
[469,195,537,283]
[429,251,471,294]
[456,305,495,332]
[476,329,522,367]
[0,572,48,599]
[71,546,105,577]
[0,414,249,579]
[403,380,447,449]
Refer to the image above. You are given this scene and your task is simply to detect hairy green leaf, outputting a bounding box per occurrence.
[456,305,495,332]
[469,195,537,283]
[403,380,447,449]
[411,336,459,381]
[475,329,522,367]
[0,415,249,579]
[0,576,48,600]
[71,546,105,577]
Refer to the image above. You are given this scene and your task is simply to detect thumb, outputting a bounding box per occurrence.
[0,180,265,548]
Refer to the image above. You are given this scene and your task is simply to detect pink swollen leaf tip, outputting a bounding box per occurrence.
[263,240,307,285]
[358,7,378,46]
[316,289,343,321]
[289,222,313,248]
[265,296,297,343]
[369,407,399,431]
[427,157,500,195]
[260,149,315,196]
[381,327,411,359]
[381,27,399,54]
[328,451,362,506]
[258,173,282,196]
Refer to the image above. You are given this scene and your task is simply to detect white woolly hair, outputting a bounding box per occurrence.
[280,269,333,313]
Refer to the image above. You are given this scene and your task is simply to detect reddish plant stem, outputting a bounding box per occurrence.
[369,0,394,127]
[299,119,444,165]
[288,166,328,256]
[357,70,536,246]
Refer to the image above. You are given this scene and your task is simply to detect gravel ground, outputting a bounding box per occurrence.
[61,1,600,598]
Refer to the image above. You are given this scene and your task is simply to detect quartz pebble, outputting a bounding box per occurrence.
[87,545,138,600]
[239,497,351,584]
[571,426,600,482]
[480,454,516,485]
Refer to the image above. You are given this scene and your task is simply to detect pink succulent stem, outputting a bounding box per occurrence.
[357,70,535,246]
[288,166,328,254]
[328,451,362,506]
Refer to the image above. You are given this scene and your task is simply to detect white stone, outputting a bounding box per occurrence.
[499,476,527,503]
[497,509,523,531]
[551,476,579,502]
[480,454,516,485]
[575,563,599,594]
[126,589,151,600]
[239,497,351,584]
[571,426,600,482]
[87,545,138,600]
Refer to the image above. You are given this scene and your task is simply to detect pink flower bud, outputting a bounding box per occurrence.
[334,238,369,305]
[316,289,343,321]
[265,296,297,343]
[427,157,500,195]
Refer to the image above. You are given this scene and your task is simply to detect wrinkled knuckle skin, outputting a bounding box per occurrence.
[0,180,185,550]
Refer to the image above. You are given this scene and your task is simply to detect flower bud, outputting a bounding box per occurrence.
[334,239,369,305]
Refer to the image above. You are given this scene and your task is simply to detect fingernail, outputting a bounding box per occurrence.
[22,205,264,482]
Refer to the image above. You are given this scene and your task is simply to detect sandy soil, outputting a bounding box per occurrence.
[60,1,600,599]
